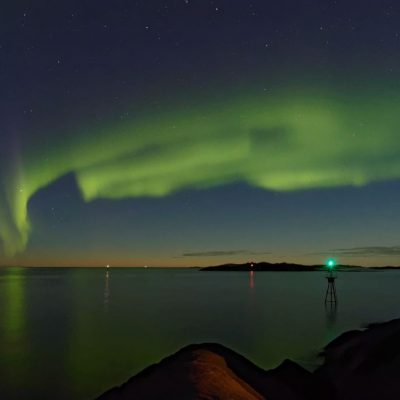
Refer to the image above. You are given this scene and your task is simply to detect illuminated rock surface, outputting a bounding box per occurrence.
[98,319,400,400]
[96,343,326,400]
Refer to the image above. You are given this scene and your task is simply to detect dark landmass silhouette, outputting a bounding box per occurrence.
[199,261,367,271]
[97,318,400,400]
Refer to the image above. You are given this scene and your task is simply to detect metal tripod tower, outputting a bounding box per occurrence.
[325,274,337,303]
[325,259,337,304]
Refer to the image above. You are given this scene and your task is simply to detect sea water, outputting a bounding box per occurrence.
[0,267,399,399]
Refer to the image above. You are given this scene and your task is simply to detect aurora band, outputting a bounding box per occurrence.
[1,85,400,256]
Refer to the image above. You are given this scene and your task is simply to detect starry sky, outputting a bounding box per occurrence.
[2,0,400,267]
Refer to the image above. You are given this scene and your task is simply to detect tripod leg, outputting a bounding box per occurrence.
[333,282,337,303]
[325,283,329,303]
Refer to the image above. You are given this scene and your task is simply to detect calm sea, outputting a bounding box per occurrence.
[1,267,399,399]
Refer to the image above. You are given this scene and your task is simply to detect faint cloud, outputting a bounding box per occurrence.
[182,250,270,257]
[317,246,400,257]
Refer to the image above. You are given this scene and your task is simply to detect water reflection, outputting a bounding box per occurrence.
[104,270,110,312]
[1,268,400,400]
[3,268,25,343]
[0,268,27,398]
[249,270,255,290]
[324,301,338,343]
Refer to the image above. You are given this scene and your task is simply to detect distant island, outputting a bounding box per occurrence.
[199,261,398,271]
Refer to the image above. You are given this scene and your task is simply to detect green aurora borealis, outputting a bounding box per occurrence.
[2,83,400,257]
[4,0,400,266]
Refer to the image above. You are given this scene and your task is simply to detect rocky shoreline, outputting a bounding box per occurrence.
[97,318,400,400]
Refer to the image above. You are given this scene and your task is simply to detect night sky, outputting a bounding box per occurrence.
[2,0,400,267]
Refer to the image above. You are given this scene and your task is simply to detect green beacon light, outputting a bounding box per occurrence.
[327,259,336,270]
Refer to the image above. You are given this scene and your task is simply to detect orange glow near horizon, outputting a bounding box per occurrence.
[0,252,395,268]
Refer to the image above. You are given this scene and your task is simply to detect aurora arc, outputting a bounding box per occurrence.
[2,85,400,256]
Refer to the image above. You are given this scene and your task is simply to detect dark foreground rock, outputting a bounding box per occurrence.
[316,318,400,400]
[97,319,400,400]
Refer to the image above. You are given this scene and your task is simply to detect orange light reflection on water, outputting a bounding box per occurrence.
[249,270,255,289]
